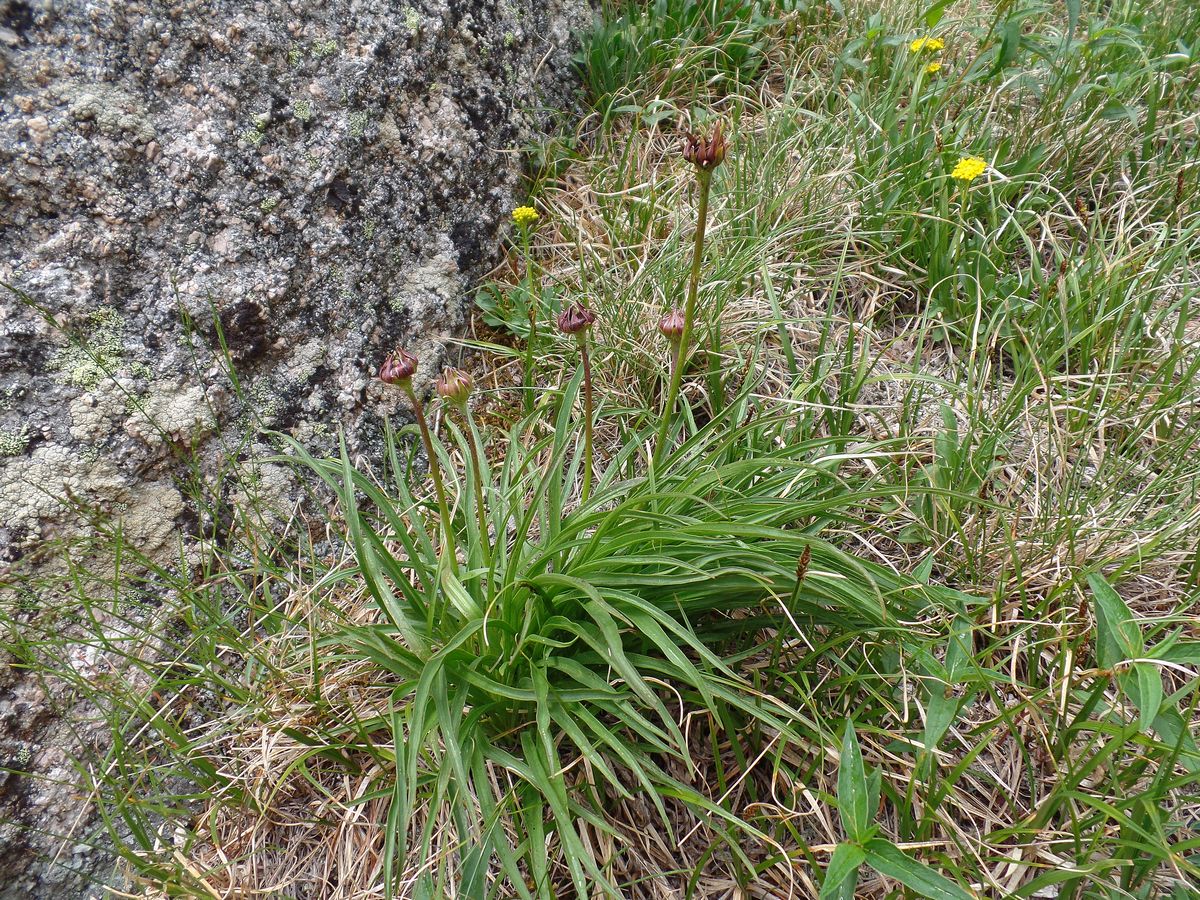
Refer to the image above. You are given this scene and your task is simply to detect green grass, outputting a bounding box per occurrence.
[4,0,1200,896]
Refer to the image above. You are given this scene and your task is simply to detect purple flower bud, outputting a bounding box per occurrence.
[435,367,473,406]
[557,301,596,335]
[380,348,418,385]
[658,309,685,342]
[682,122,726,172]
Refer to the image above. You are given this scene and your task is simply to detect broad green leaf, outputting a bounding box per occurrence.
[925,616,973,750]
[989,16,1023,76]
[862,838,974,900]
[865,767,881,829]
[1153,706,1200,774]
[924,690,959,752]
[914,553,935,584]
[1088,572,1142,668]
[946,615,972,680]
[820,843,865,900]
[1089,573,1161,730]
[1133,662,1164,733]
[922,0,956,28]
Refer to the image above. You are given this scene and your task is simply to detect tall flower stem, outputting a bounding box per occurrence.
[577,331,594,504]
[653,167,713,469]
[520,230,538,415]
[556,300,598,503]
[402,383,458,575]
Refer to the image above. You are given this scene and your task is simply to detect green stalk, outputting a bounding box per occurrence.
[578,331,594,504]
[521,230,538,414]
[403,383,458,575]
[653,167,713,469]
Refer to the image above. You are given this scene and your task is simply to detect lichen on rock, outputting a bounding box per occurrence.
[123,381,219,448]
[0,0,590,893]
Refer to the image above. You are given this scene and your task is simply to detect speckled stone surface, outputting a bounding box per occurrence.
[0,0,588,894]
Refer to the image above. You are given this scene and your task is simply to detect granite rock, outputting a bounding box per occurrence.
[0,0,589,893]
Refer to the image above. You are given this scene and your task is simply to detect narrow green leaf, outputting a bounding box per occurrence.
[459,835,488,900]
[1152,639,1200,665]
[1065,0,1080,41]
[837,720,870,841]
[440,559,482,619]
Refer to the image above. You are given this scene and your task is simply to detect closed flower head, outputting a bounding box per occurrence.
[951,155,987,183]
[512,205,539,228]
[435,367,473,406]
[380,348,418,385]
[557,301,596,335]
[682,122,726,172]
[910,36,945,53]
[658,308,686,343]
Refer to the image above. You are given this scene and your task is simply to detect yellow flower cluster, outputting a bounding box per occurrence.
[909,36,945,53]
[951,156,987,183]
[512,206,540,227]
[926,61,942,75]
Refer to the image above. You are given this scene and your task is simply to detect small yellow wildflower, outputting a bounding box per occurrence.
[926,61,943,75]
[910,36,945,53]
[951,156,987,183]
[512,205,539,227]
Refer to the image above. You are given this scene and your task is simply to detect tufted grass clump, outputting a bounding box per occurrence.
[284,371,970,897]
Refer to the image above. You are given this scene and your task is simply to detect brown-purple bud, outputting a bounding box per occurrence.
[682,122,726,172]
[380,348,418,385]
[557,301,596,336]
[658,309,685,343]
[435,367,473,406]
